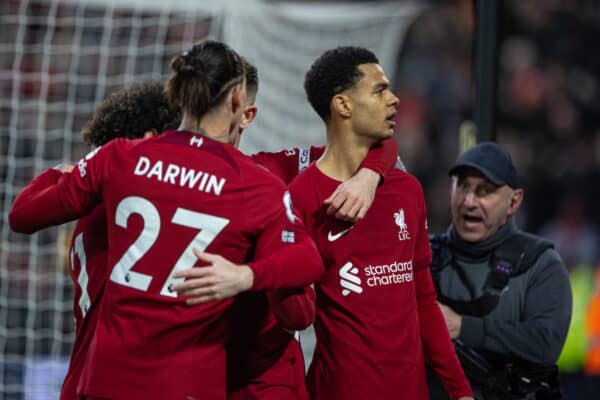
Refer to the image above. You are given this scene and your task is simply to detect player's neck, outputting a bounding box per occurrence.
[317,125,370,181]
[178,112,231,144]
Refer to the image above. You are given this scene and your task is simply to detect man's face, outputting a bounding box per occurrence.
[345,63,399,141]
[450,170,521,242]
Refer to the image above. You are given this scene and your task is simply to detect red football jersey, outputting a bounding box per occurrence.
[60,206,108,400]
[228,138,399,399]
[8,169,104,400]
[9,130,323,400]
[289,164,471,400]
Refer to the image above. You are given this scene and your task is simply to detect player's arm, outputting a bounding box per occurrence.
[411,185,473,400]
[252,193,319,329]
[252,138,398,222]
[266,285,316,330]
[416,268,473,400]
[172,190,324,304]
[9,153,104,234]
[247,209,323,290]
[324,137,398,221]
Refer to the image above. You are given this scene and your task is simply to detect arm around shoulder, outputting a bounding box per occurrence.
[9,168,65,233]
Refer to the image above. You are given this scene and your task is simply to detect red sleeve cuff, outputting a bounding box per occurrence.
[247,258,273,290]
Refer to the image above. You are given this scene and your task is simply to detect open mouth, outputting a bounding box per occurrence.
[462,215,483,224]
[385,113,397,126]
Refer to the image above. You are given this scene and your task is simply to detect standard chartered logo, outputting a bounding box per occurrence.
[365,260,413,287]
[339,260,414,295]
[339,262,362,296]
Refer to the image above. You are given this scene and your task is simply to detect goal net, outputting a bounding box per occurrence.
[0,0,421,397]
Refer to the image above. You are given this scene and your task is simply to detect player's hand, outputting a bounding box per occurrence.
[53,163,74,173]
[324,167,378,222]
[170,249,254,305]
[438,302,462,339]
[458,397,474,400]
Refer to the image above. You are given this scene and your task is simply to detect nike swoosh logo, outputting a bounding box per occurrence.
[328,227,352,242]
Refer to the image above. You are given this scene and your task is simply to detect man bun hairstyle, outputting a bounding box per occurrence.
[82,82,180,147]
[165,40,244,119]
[304,46,378,121]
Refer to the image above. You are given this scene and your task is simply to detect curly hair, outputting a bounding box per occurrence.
[304,46,379,121]
[81,82,180,147]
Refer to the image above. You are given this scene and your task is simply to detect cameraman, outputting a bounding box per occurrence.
[427,142,572,399]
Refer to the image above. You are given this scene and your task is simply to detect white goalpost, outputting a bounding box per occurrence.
[0,0,421,398]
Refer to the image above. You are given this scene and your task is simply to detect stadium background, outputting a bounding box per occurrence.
[1,0,599,398]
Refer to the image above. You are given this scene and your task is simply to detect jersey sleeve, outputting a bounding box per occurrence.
[250,146,324,184]
[9,143,112,233]
[266,286,316,330]
[246,189,324,291]
[359,137,398,179]
[416,267,473,399]
[8,168,63,230]
[413,181,433,271]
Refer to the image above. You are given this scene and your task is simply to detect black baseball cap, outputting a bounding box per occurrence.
[448,142,520,188]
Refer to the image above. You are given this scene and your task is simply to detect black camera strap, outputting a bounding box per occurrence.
[430,232,553,317]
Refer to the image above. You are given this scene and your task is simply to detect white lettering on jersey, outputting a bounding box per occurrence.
[298,148,310,172]
[134,156,151,175]
[163,164,180,184]
[133,156,226,196]
[84,147,101,160]
[72,233,91,318]
[147,160,164,180]
[179,168,204,189]
[78,159,87,178]
[364,260,413,287]
[77,146,102,178]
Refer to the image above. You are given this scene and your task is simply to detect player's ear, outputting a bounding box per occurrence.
[332,94,351,118]
[240,104,257,129]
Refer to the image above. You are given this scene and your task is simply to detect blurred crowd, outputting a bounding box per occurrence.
[394,0,600,266]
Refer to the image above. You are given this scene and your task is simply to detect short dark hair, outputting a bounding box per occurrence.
[304,46,379,121]
[165,40,244,119]
[82,82,180,147]
[241,57,258,101]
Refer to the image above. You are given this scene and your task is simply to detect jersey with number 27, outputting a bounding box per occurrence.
[10,130,311,400]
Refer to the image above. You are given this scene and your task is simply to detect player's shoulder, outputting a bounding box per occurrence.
[289,162,318,190]
[88,136,147,157]
[288,164,321,213]
[234,150,288,190]
[386,168,424,193]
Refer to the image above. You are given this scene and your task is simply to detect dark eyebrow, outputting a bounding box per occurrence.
[373,82,389,92]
